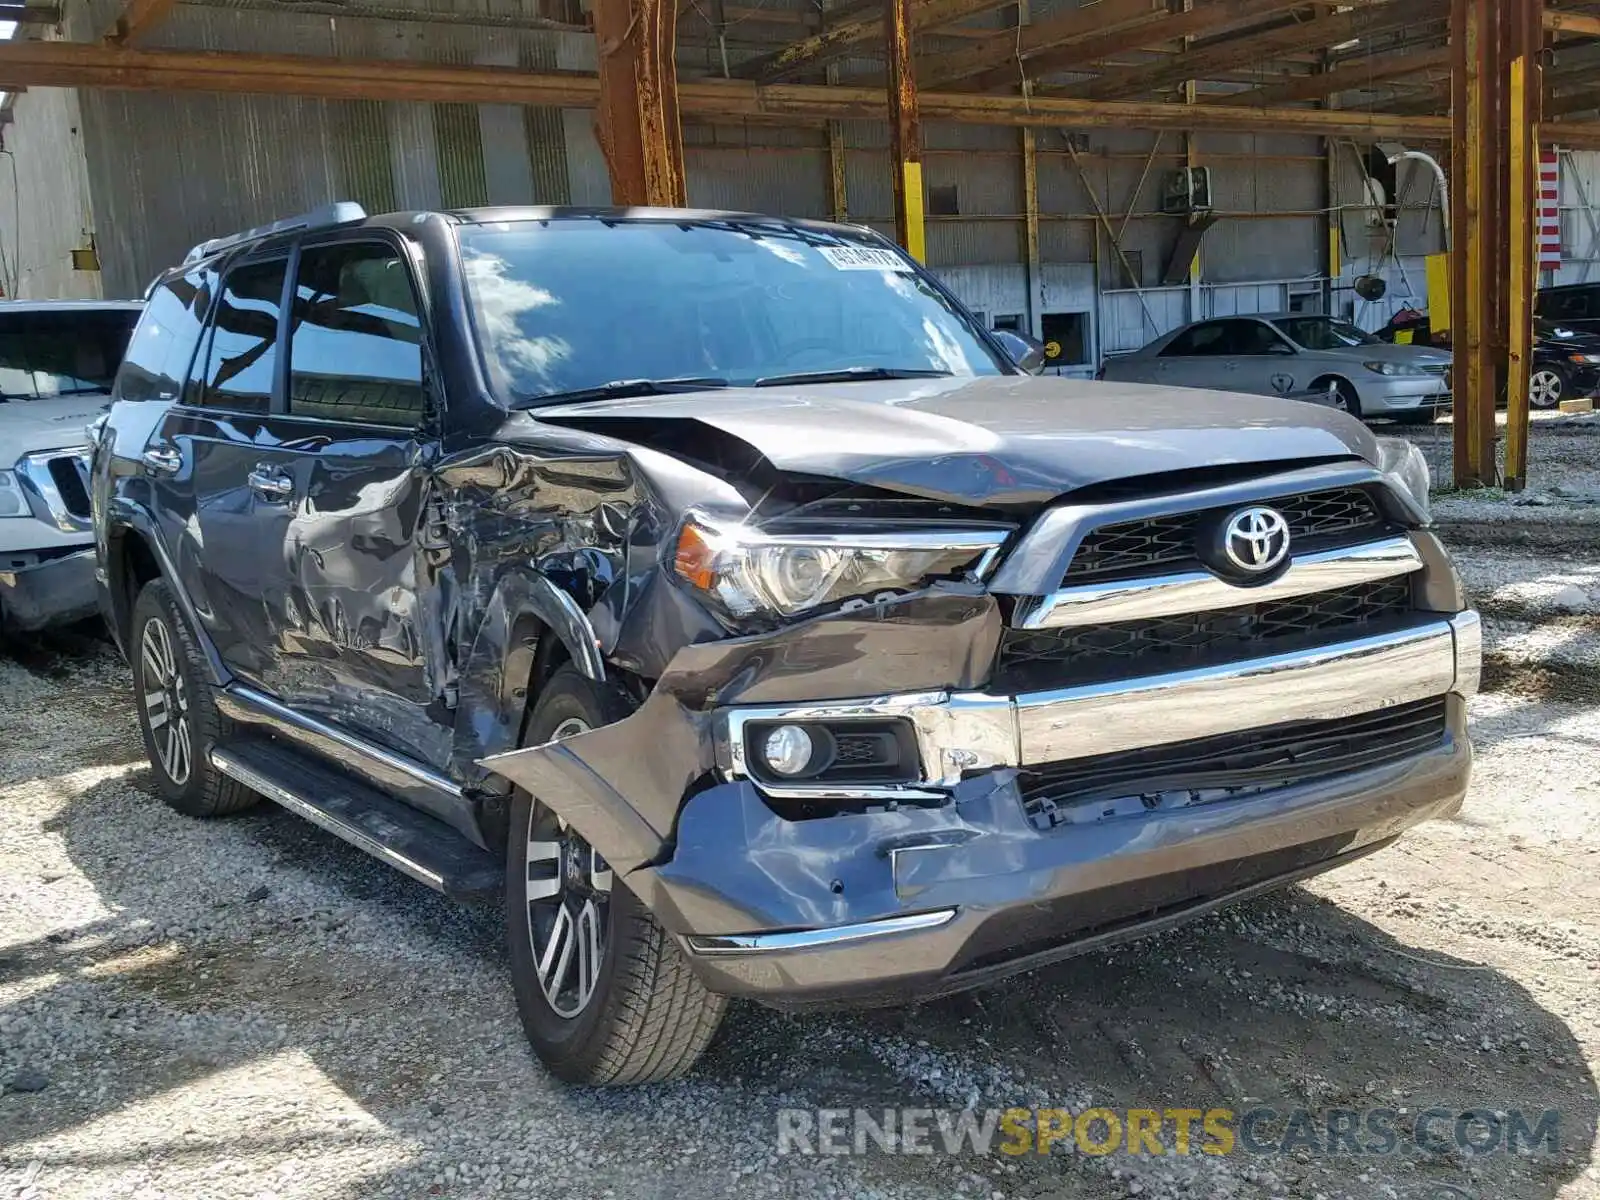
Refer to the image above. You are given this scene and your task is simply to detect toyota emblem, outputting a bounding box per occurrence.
[1221,506,1291,574]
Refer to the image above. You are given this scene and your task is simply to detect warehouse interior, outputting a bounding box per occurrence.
[0,0,1597,484]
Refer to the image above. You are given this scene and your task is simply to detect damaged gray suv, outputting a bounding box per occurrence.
[91,204,1479,1085]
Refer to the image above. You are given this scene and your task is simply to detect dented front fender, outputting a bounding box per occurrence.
[481,587,1002,873]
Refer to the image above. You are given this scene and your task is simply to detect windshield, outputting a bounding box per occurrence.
[1271,316,1378,350]
[457,219,1006,405]
[0,308,139,402]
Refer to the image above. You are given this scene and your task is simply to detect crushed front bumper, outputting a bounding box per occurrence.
[487,602,1479,1008]
[0,546,99,632]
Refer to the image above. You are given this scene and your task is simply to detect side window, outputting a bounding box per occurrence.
[118,269,214,403]
[287,241,425,426]
[202,259,287,414]
[1233,321,1289,355]
[1543,291,1591,320]
[1161,323,1228,357]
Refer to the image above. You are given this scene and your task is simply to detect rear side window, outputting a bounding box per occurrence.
[287,241,425,426]
[1538,290,1592,320]
[1161,323,1229,357]
[201,259,287,414]
[0,307,140,402]
[119,272,212,403]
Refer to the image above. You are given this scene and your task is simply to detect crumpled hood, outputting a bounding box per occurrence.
[530,374,1382,507]
[0,395,108,461]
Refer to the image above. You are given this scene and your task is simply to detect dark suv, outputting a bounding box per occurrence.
[92,203,1479,1085]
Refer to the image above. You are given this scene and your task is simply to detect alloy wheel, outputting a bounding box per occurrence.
[524,716,612,1018]
[140,616,191,786]
[1529,368,1564,409]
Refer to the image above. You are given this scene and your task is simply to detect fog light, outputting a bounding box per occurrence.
[762,724,816,777]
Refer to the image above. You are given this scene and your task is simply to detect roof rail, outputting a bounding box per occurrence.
[182,201,368,265]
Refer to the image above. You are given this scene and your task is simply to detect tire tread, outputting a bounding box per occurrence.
[133,580,258,817]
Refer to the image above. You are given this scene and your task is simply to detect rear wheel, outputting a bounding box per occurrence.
[130,579,257,817]
[503,665,727,1085]
[1530,365,1568,410]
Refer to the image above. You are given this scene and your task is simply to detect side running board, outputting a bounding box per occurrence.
[210,740,502,901]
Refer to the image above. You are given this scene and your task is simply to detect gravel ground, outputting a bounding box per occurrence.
[4,511,1600,1199]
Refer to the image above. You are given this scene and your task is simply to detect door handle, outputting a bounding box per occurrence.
[142,445,182,475]
[246,465,294,502]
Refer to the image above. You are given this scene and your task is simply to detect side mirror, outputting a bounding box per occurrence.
[993,328,1048,375]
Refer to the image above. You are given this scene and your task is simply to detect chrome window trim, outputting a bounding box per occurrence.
[1011,535,1423,631]
[987,463,1411,598]
[716,614,1477,794]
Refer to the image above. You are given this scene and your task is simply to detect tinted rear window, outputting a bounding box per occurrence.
[0,308,139,402]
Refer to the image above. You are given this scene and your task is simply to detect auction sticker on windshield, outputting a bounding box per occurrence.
[818,245,914,271]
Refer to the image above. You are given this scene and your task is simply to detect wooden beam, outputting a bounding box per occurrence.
[1504,0,1543,492]
[935,0,1307,92]
[1542,119,1600,145]
[919,0,1166,90]
[1,5,61,23]
[1544,8,1600,37]
[1213,44,1449,105]
[734,0,1006,83]
[1544,78,1600,116]
[103,0,179,44]
[593,0,685,205]
[0,40,1452,139]
[1452,0,1496,486]
[885,0,925,260]
[1053,0,1445,101]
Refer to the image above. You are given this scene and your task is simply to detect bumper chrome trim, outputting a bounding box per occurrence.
[685,909,958,955]
[1012,621,1458,764]
[1012,535,1422,631]
[718,614,1478,789]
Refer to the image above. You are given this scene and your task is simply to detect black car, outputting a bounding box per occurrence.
[1378,307,1600,408]
[1536,282,1600,338]
[91,204,1478,1085]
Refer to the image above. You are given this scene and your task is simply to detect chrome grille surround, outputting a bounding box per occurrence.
[15,446,93,533]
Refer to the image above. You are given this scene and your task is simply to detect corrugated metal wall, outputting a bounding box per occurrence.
[0,82,102,299]
[1553,149,1600,286]
[5,0,1433,358]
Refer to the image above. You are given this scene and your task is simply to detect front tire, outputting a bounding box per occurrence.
[130,579,258,817]
[1316,377,1363,419]
[504,665,727,1085]
[1530,365,1568,409]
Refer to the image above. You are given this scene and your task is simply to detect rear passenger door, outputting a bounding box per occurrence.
[1155,321,1237,391]
[267,236,443,758]
[145,252,300,689]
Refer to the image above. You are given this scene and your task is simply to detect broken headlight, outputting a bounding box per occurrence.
[673,518,1010,621]
[1375,436,1432,524]
[0,471,28,519]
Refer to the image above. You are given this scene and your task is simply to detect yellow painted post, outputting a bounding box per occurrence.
[1426,253,1451,336]
[884,0,925,261]
[1506,54,1532,490]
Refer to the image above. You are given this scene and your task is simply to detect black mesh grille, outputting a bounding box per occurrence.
[1018,698,1449,833]
[46,455,91,519]
[1062,487,1385,585]
[996,577,1414,690]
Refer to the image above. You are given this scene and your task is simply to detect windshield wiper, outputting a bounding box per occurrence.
[753,367,953,387]
[516,377,730,408]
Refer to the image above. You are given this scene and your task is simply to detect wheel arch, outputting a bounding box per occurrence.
[102,502,231,686]
[1308,373,1361,415]
[452,569,610,788]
